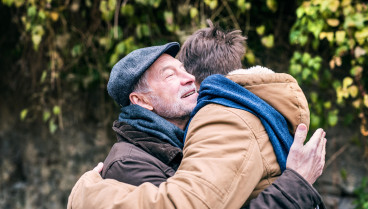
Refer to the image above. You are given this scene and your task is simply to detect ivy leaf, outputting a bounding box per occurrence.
[266,0,277,12]
[350,66,363,76]
[328,110,339,126]
[43,111,51,122]
[115,41,125,54]
[50,12,59,21]
[237,0,248,12]
[327,0,340,12]
[71,44,82,57]
[245,50,255,65]
[310,92,318,103]
[302,68,311,80]
[27,5,37,17]
[20,109,28,121]
[40,70,47,83]
[204,0,218,10]
[324,101,331,109]
[49,120,58,134]
[354,47,366,58]
[31,25,45,51]
[310,113,321,129]
[344,13,365,29]
[121,4,134,16]
[354,29,368,45]
[327,19,339,27]
[364,95,368,108]
[343,77,353,88]
[348,85,359,98]
[190,7,198,18]
[53,106,61,115]
[335,31,346,44]
[256,25,265,36]
[261,34,274,48]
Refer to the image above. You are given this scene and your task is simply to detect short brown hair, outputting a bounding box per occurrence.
[178,20,247,84]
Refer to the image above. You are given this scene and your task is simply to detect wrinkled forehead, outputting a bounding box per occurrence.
[146,53,179,75]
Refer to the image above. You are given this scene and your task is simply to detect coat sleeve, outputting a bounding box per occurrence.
[246,168,326,209]
[67,104,324,209]
[103,159,169,187]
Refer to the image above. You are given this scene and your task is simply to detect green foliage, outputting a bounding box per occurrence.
[2,0,367,161]
[353,177,368,209]
[290,0,368,137]
[3,0,284,134]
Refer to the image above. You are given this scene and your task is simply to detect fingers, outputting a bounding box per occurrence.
[307,128,325,148]
[321,138,327,165]
[293,123,308,146]
[93,162,103,173]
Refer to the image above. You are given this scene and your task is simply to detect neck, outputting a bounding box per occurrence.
[165,116,190,130]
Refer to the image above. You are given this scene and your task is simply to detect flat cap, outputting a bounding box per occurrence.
[107,42,180,106]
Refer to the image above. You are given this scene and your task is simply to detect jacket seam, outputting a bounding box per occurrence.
[217,106,264,208]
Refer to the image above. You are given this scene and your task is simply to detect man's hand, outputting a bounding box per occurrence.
[286,124,327,185]
[93,162,104,174]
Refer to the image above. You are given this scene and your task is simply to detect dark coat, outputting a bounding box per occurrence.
[101,121,182,187]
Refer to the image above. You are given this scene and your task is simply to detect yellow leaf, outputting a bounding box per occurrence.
[364,95,368,108]
[354,47,366,58]
[326,32,334,42]
[327,19,339,27]
[343,77,353,88]
[352,99,360,108]
[319,32,327,40]
[190,7,198,18]
[328,0,340,12]
[50,12,59,21]
[20,109,28,120]
[342,0,351,7]
[335,31,346,44]
[329,58,335,69]
[348,85,359,98]
[256,25,265,36]
[335,56,342,66]
[351,66,363,76]
[245,50,255,65]
[266,0,277,12]
[261,34,274,48]
[336,86,344,103]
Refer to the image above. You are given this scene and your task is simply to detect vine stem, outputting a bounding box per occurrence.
[222,0,241,30]
[324,143,349,170]
[114,0,123,39]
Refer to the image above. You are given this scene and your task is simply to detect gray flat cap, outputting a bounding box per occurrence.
[107,42,180,106]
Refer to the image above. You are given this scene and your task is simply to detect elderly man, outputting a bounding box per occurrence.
[68,42,326,209]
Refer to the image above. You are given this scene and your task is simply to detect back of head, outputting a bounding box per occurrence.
[178,20,247,84]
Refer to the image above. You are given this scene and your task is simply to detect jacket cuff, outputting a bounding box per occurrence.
[278,168,326,209]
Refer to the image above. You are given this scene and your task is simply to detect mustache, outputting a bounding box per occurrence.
[179,84,197,98]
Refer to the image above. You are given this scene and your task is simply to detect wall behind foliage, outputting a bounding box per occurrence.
[0,0,367,208]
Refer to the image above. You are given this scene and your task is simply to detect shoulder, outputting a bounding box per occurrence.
[190,103,265,136]
[102,141,175,186]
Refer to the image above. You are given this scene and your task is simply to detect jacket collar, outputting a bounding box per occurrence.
[113,120,182,170]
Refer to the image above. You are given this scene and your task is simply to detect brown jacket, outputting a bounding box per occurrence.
[68,168,324,209]
[209,68,311,203]
[101,121,182,187]
[68,70,321,209]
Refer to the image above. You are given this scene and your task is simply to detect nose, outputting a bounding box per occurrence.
[179,71,196,86]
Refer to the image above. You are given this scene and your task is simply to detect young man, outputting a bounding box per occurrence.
[68,42,326,209]
[177,21,312,203]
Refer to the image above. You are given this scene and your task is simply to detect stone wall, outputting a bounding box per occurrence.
[0,101,366,209]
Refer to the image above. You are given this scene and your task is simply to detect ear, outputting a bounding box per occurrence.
[129,92,153,111]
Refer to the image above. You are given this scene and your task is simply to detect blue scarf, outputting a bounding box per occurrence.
[119,104,184,149]
[188,74,293,171]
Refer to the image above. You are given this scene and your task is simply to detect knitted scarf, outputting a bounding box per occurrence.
[119,104,184,149]
[188,74,293,171]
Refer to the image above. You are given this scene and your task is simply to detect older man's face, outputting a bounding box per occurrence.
[145,53,198,119]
